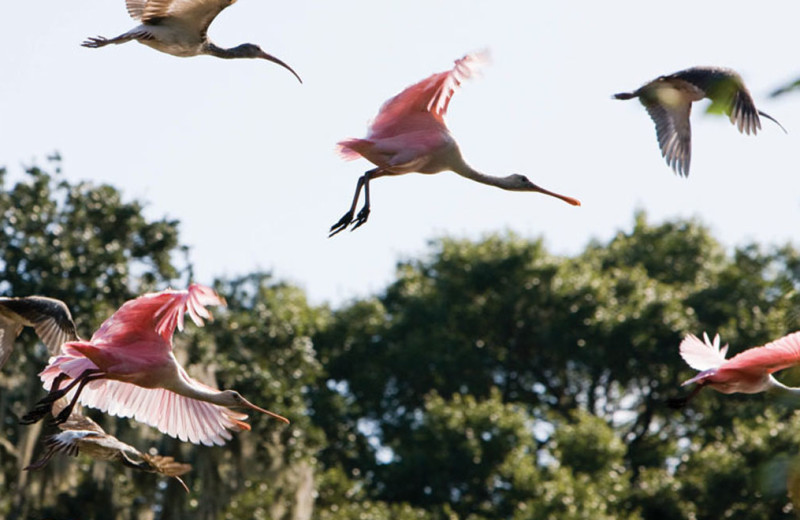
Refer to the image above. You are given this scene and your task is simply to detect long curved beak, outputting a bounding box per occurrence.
[259,50,303,84]
[241,395,290,424]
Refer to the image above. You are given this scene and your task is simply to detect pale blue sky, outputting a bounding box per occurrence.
[2,1,799,305]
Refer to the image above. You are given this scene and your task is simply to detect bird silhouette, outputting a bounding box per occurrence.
[669,331,800,408]
[21,284,289,446]
[26,401,193,493]
[329,51,581,237]
[82,0,302,82]
[614,66,785,176]
[0,296,79,370]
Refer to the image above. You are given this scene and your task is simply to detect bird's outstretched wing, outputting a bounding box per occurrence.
[0,296,79,369]
[679,333,729,371]
[641,94,692,177]
[139,0,233,36]
[720,331,800,375]
[669,67,762,135]
[363,51,488,140]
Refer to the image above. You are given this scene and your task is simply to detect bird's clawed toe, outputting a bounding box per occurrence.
[350,207,371,231]
[329,212,355,237]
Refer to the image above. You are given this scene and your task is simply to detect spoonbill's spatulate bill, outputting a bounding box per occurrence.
[22,284,289,446]
[329,51,580,237]
[614,66,785,177]
[82,0,302,83]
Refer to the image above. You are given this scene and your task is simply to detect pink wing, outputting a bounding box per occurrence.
[92,284,224,349]
[719,331,800,375]
[339,50,488,161]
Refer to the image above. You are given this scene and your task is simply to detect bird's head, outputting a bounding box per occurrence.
[231,43,303,83]
[505,174,581,206]
[220,390,290,424]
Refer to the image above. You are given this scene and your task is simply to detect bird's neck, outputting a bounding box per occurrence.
[203,42,239,60]
[767,376,800,398]
[169,371,226,405]
[450,154,514,190]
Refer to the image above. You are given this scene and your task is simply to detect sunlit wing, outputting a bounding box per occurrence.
[642,93,692,176]
[141,0,233,36]
[0,296,79,368]
[71,376,249,446]
[670,67,761,135]
[679,333,728,371]
[719,331,800,375]
[367,51,488,138]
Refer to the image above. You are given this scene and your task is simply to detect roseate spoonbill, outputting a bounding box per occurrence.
[0,296,79,369]
[21,284,289,446]
[614,66,785,176]
[26,402,192,493]
[669,331,800,408]
[329,51,581,237]
[82,0,302,83]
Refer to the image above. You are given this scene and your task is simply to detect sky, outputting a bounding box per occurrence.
[2,1,799,306]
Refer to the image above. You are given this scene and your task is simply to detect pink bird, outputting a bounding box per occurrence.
[670,331,800,407]
[329,51,581,237]
[21,284,289,446]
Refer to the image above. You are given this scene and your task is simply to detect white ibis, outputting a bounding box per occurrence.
[614,66,785,176]
[82,0,302,83]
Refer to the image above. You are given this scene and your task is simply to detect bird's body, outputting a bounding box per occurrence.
[614,66,785,176]
[0,296,79,370]
[672,331,800,406]
[83,0,302,82]
[23,284,288,446]
[26,405,192,492]
[329,51,581,236]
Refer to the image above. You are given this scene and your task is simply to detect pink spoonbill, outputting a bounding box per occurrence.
[670,331,800,407]
[21,284,289,446]
[329,51,581,237]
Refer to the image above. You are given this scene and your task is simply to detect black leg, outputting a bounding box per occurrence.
[329,169,379,237]
[20,369,102,424]
[52,373,105,425]
[666,384,704,410]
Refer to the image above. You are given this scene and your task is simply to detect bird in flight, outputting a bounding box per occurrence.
[21,284,289,446]
[329,51,581,237]
[82,0,302,82]
[26,401,193,493]
[614,66,785,176]
[670,331,800,408]
[0,296,79,370]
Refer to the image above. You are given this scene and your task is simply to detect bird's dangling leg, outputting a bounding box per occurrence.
[81,30,152,49]
[666,383,705,410]
[329,169,379,237]
[20,369,102,424]
[52,372,106,425]
[350,172,373,232]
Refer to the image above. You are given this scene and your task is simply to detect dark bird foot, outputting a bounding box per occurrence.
[81,37,109,49]
[665,396,690,410]
[350,207,371,232]
[19,401,55,425]
[329,211,355,237]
